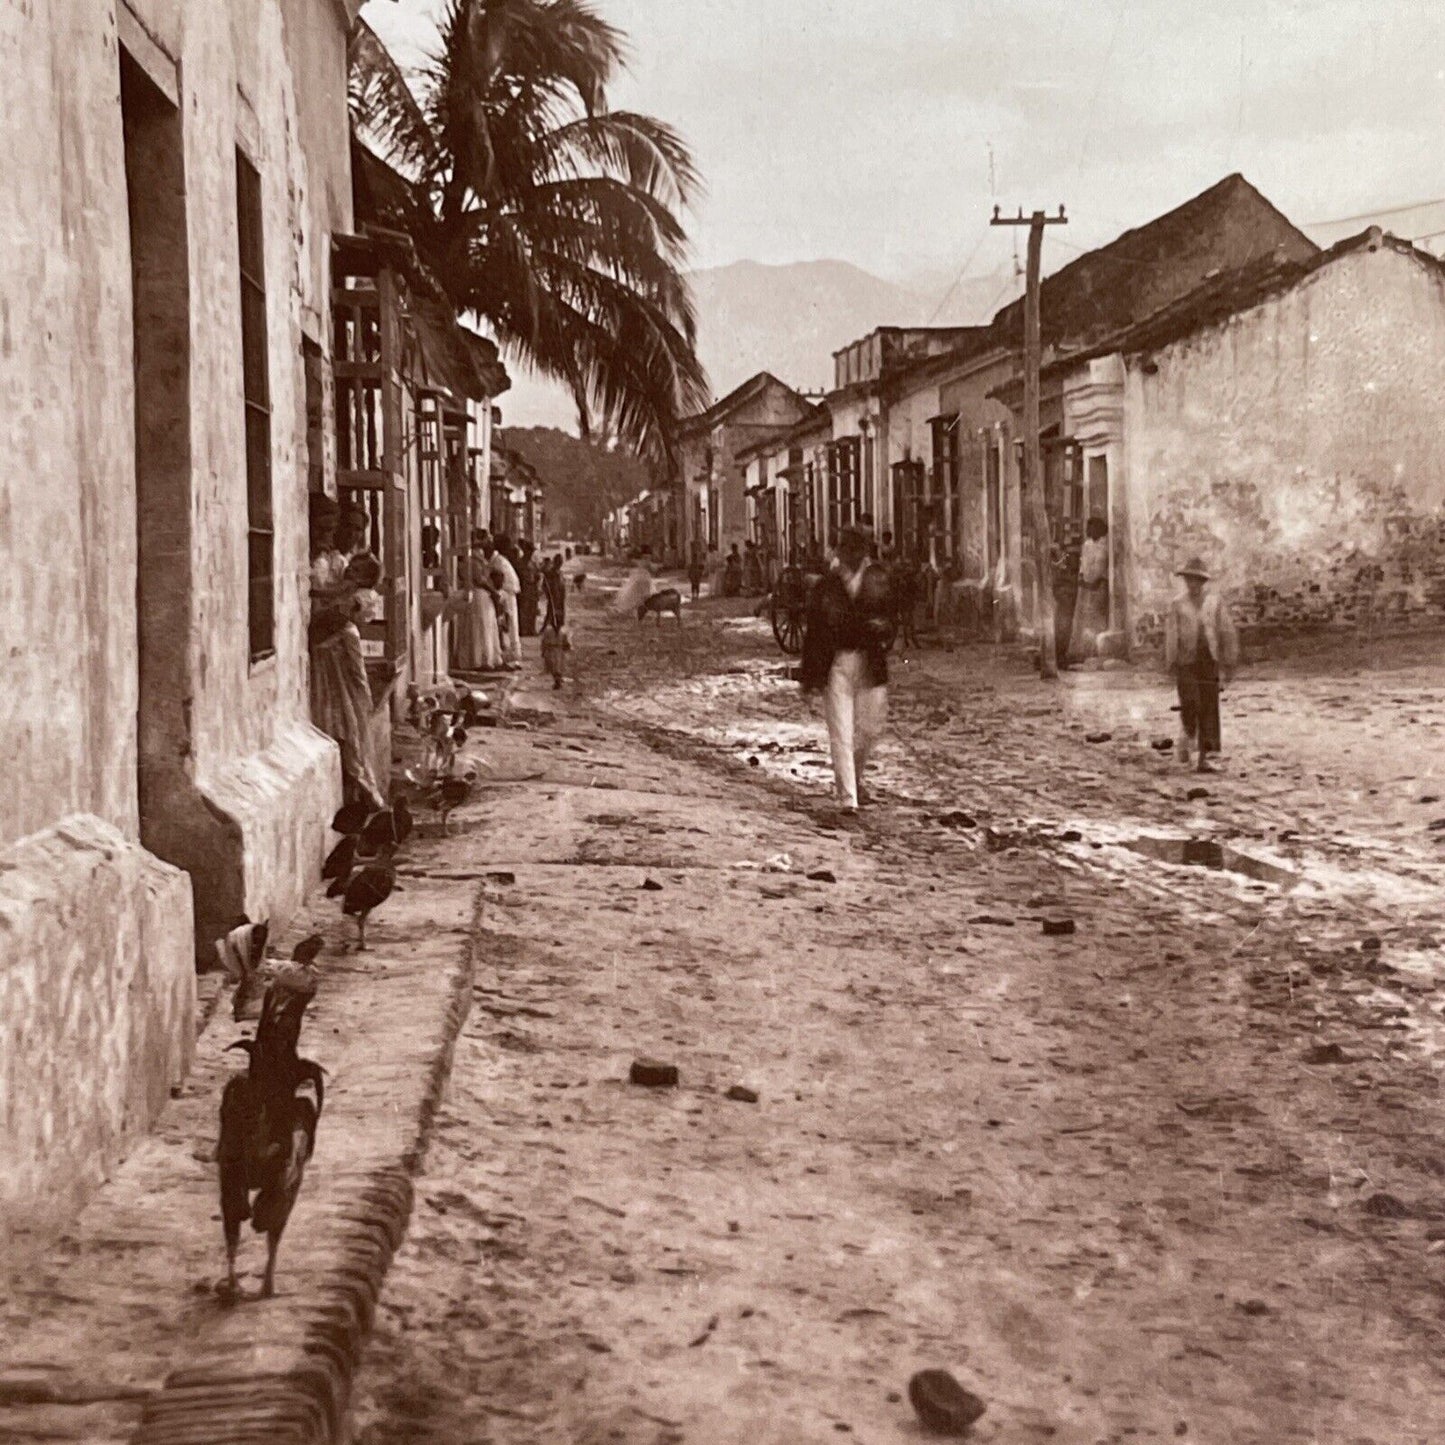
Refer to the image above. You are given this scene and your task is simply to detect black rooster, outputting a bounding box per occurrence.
[437,770,478,833]
[341,846,396,951]
[216,965,324,1302]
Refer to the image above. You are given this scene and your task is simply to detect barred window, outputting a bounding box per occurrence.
[236,150,273,661]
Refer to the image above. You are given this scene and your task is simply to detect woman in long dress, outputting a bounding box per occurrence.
[1068,516,1110,662]
[451,543,504,672]
[490,537,524,669]
[310,563,386,810]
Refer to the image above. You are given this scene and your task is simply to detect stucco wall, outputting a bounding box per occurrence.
[939,355,1018,585]
[128,0,345,949]
[0,0,347,1234]
[1123,243,1445,643]
[0,817,194,1239]
[0,1,141,848]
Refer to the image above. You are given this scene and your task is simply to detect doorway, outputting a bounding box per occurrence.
[122,48,192,857]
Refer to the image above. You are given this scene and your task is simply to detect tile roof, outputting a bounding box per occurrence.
[887,174,1318,399]
[1040,226,1438,377]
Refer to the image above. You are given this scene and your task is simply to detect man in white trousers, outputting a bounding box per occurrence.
[798,525,894,813]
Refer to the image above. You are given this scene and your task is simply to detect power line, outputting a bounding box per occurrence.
[1307,195,1445,228]
[1074,0,1130,181]
[925,226,993,325]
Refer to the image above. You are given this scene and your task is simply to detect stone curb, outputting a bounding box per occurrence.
[127,888,480,1445]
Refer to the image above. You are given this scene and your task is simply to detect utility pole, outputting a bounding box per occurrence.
[991,204,1068,678]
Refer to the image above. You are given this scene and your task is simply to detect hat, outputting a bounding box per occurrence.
[1177,555,1211,580]
[837,523,871,548]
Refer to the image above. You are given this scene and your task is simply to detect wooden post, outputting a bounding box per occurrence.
[991,205,1067,677]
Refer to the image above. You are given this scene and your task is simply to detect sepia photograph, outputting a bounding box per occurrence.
[2,1,1444,1441]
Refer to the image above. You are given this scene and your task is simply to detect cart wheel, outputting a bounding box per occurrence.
[778,607,805,655]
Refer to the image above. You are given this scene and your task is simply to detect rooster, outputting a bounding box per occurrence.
[437,770,478,832]
[341,846,396,950]
[216,961,325,1302]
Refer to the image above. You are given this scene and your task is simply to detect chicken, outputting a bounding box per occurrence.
[437,770,478,832]
[217,971,324,1302]
[358,809,404,849]
[342,847,396,950]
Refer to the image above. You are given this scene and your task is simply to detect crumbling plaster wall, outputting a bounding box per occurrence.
[0,0,194,1239]
[1124,244,1445,645]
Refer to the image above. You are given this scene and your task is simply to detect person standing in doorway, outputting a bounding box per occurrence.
[799,525,894,814]
[488,535,524,670]
[687,546,706,602]
[1052,534,1081,670]
[1165,556,1239,773]
[723,544,743,597]
[1068,515,1110,661]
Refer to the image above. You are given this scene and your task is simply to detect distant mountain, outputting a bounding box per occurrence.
[494,257,1018,432]
[688,258,1015,398]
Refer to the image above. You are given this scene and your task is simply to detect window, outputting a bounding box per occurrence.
[236,150,273,660]
[826,437,862,543]
[930,415,960,561]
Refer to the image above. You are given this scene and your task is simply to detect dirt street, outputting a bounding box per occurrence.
[351,567,1445,1445]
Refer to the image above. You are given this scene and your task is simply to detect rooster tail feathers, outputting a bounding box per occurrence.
[330,802,372,836]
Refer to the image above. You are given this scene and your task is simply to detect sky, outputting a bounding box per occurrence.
[360,0,1445,423]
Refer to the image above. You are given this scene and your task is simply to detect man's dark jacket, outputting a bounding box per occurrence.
[799,563,894,693]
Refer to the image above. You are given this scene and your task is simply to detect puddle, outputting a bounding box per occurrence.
[1123,835,1297,888]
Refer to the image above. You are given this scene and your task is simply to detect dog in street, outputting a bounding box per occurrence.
[637,587,683,626]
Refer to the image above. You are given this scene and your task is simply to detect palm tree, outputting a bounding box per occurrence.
[348,0,710,464]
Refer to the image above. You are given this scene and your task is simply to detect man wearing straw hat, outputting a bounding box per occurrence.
[1164,555,1239,773]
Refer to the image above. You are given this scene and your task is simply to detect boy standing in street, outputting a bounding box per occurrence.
[799,525,894,812]
[1165,555,1239,773]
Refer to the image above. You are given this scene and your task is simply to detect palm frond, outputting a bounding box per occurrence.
[350,0,708,461]
[347,18,438,181]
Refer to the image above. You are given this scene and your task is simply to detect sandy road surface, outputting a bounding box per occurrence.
[352,571,1445,1445]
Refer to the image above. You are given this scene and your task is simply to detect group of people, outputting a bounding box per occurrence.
[796,514,1240,816]
[306,502,579,813]
[451,532,570,688]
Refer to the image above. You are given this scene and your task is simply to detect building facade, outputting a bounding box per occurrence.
[867,174,1322,643]
[825,328,981,547]
[0,0,377,1235]
[1041,232,1445,649]
[676,373,813,565]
